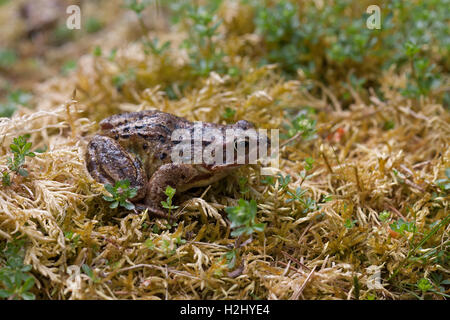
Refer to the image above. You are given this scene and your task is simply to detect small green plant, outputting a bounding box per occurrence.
[2,134,40,186]
[108,48,118,61]
[0,239,35,300]
[276,173,291,190]
[416,278,432,293]
[160,236,185,256]
[434,168,450,193]
[282,110,317,141]
[93,46,102,57]
[51,23,74,45]
[123,0,151,16]
[123,0,154,46]
[383,120,395,131]
[161,185,179,219]
[379,210,391,222]
[144,238,155,250]
[85,17,103,34]
[286,186,317,214]
[238,177,249,196]
[103,179,138,210]
[181,5,228,77]
[64,231,81,248]
[299,157,314,182]
[0,89,32,118]
[7,90,32,106]
[225,199,265,237]
[222,107,236,120]
[366,293,376,300]
[319,194,333,204]
[261,175,275,185]
[389,219,416,236]
[81,264,101,283]
[143,38,171,56]
[224,248,237,269]
[286,186,307,204]
[61,60,77,76]
[175,236,186,246]
[112,69,136,90]
[304,157,314,171]
[1,172,11,186]
[401,41,440,98]
[0,101,16,118]
[428,272,450,298]
[344,218,357,229]
[0,48,17,68]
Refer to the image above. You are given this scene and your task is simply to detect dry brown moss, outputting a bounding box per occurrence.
[0,0,448,300]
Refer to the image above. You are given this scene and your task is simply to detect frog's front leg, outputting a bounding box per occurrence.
[86,135,147,201]
[144,163,202,216]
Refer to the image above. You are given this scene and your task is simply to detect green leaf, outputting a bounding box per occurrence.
[0,289,11,298]
[81,264,94,278]
[18,168,29,177]
[109,201,119,209]
[230,227,246,237]
[344,219,356,229]
[61,60,77,75]
[0,102,17,118]
[104,184,115,194]
[122,201,135,210]
[21,265,32,272]
[161,201,169,208]
[0,48,17,67]
[417,278,432,292]
[23,142,32,152]
[9,144,19,153]
[164,186,176,197]
[20,291,35,300]
[144,239,154,249]
[22,276,35,292]
[379,211,391,222]
[253,223,266,232]
[86,17,103,34]
[128,188,138,199]
[34,146,47,153]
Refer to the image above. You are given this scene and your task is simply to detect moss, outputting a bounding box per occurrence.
[0,0,448,300]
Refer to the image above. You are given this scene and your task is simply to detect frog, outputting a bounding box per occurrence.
[85,110,264,217]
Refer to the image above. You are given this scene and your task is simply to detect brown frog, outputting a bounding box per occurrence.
[86,110,263,217]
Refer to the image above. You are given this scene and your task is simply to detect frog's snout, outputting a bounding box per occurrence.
[235,120,254,131]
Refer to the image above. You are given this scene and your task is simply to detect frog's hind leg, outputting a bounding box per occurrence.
[145,163,200,216]
[86,135,147,201]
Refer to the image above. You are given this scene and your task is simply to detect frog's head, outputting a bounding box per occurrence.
[200,120,270,171]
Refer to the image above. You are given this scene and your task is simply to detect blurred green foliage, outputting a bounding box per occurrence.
[163,0,448,102]
[0,239,36,300]
[0,90,32,118]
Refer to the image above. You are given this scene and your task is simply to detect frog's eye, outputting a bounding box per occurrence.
[233,138,250,152]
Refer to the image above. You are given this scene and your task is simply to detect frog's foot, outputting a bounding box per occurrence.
[86,134,147,201]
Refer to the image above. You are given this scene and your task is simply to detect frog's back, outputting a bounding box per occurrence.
[98,110,191,175]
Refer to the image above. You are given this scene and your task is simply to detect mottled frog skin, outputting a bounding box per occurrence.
[86,110,256,217]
